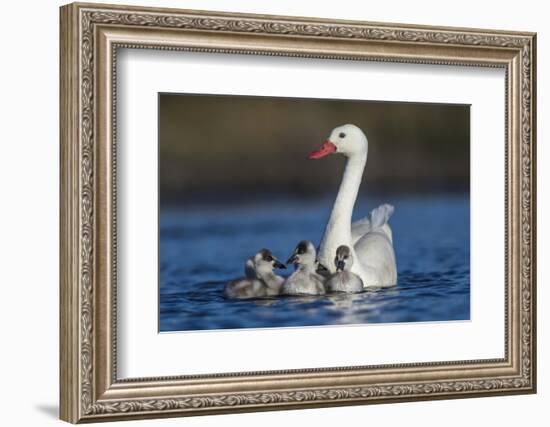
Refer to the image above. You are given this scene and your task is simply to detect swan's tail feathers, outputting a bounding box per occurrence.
[369,203,394,229]
[369,203,394,243]
[380,223,393,243]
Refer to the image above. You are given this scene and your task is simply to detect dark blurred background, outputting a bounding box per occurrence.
[159,93,469,205]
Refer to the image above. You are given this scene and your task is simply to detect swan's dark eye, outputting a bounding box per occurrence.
[265,255,273,262]
[339,132,346,138]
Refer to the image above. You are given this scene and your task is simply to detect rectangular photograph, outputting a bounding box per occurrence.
[159,93,470,332]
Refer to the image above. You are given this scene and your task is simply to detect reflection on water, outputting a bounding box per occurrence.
[159,195,470,332]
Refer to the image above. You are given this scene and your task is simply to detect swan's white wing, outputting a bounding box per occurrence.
[351,217,371,244]
[351,204,394,244]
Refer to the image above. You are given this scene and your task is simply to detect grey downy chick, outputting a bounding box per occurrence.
[325,245,364,293]
[224,249,286,299]
[282,241,326,295]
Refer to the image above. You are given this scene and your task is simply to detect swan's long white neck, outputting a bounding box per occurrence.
[329,153,366,231]
[318,151,367,271]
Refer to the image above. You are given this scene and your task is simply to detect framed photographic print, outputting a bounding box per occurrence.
[59,2,537,423]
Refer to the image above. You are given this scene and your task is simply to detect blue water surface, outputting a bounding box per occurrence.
[159,194,470,332]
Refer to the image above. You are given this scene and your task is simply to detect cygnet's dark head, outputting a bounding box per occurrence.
[334,245,353,272]
[286,240,317,266]
[253,249,285,276]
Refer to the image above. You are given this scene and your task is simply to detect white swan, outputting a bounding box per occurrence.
[325,245,364,293]
[224,249,286,299]
[310,124,397,288]
[282,241,326,295]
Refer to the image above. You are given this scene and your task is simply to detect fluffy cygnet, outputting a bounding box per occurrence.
[325,245,364,293]
[281,241,326,296]
[224,249,285,299]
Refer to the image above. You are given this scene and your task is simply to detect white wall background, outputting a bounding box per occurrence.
[0,0,546,426]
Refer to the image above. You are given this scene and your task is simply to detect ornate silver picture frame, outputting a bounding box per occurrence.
[60,2,536,423]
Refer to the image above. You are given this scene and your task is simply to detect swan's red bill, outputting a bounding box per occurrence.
[309,141,337,159]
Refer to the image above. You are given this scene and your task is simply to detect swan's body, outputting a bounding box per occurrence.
[325,245,364,293]
[224,249,285,299]
[282,241,326,296]
[310,124,397,288]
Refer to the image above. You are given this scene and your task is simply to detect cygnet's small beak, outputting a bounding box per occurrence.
[286,254,298,265]
[309,141,336,159]
[336,260,345,272]
[274,260,286,269]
